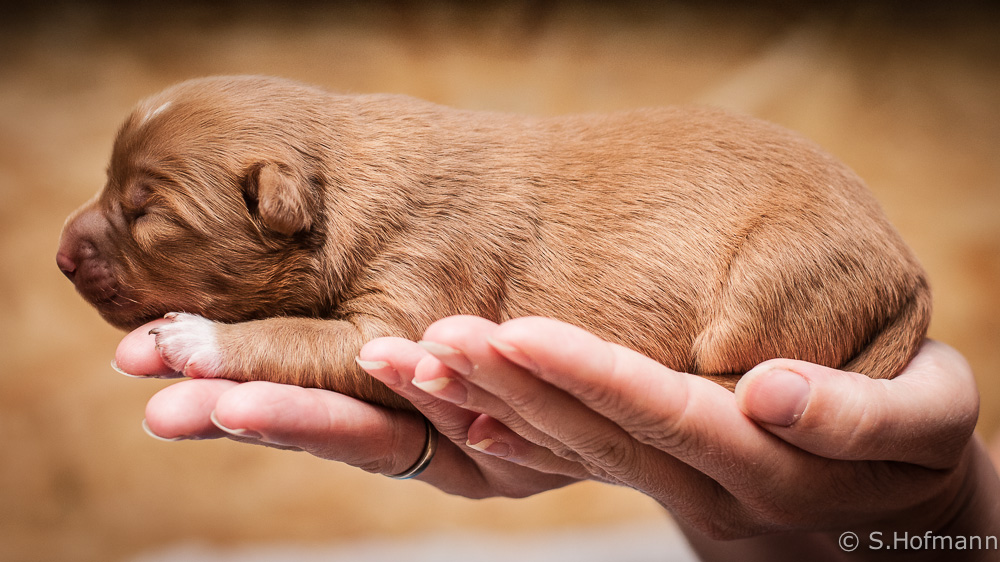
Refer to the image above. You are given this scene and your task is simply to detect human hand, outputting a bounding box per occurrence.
[121,314,998,560]
[397,316,997,560]
[118,319,580,498]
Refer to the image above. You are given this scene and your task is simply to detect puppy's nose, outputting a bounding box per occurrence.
[56,250,77,281]
[58,203,105,283]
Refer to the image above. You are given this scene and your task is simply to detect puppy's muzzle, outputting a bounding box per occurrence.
[57,205,127,309]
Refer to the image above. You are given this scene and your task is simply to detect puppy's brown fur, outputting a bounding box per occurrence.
[57,76,930,409]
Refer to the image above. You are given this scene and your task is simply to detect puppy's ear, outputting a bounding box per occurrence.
[243,162,313,236]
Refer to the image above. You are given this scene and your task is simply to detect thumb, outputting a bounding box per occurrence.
[735,341,979,469]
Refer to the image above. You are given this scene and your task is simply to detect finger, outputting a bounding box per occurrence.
[466,414,593,481]
[143,376,497,496]
[360,336,587,480]
[358,337,480,443]
[421,316,766,522]
[143,378,302,450]
[735,340,979,469]
[209,381,433,475]
[359,336,582,494]
[142,371,424,473]
[144,378,240,440]
[114,318,181,378]
[483,317,799,488]
[418,316,615,480]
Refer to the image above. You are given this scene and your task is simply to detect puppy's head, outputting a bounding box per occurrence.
[57,76,333,329]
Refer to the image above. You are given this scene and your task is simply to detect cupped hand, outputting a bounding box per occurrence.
[119,313,997,559]
[116,319,579,499]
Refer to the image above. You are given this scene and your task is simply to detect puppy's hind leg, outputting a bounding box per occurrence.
[689,221,926,385]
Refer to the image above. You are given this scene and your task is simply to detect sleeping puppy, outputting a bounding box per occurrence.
[56,75,930,410]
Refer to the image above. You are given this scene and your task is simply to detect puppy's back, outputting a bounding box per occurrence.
[409,106,933,385]
[296,91,935,386]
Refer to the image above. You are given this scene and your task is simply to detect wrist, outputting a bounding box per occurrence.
[681,436,999,562]
[828,435,1000,562]
[925,435,1000,560]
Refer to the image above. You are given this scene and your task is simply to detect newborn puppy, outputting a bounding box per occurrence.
[57,75,931,410]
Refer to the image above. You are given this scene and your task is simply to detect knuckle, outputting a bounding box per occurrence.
[806,386,890,460]
[573,379,624,414]
[550,444,585,465]
[839,400,885,458]
[632,392,701,453]
[362,412,421,476]
[503,385,544,411]
[578,434,645,482]
[634,418,699,453]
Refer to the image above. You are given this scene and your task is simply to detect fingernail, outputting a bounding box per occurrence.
[210,410,262,439]
[355,358,389,371]
[355,357,399,386]
[744,369,810,426]
[142,419,186,442]
[486,336,538,373]
[412,376,468,404]
[111,359,137,377]
[467,438,512,458]
[418,340,473,376]
[112,360,184,379]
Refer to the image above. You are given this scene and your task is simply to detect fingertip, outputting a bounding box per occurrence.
[356,356,399,387]
[735,351,976,467]
[144,379,238,440]
[466,415,514,458]
[359,337,437,390]
[210,409,263,439]
[489,316,605,371]
[359,337,416,361]
[141,418,185,442]
[115,318,175,377]
[491,316,566,344]
[360,337,431,371]
[485,334,538,374]
[422,315,499,343]
[736,366,812,427]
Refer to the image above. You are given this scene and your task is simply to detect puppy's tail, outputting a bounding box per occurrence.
[842,275,932,380]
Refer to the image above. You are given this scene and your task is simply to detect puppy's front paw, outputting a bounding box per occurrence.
[150,313,224,378]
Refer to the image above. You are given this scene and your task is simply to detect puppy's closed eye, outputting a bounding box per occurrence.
[125,194,190,251]
[131,213,164,251]
[124,207,149,226]
[121,184,152,222]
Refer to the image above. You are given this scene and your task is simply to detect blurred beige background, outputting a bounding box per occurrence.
[1,2,998,561]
